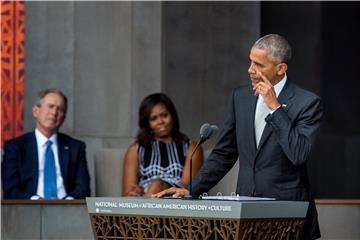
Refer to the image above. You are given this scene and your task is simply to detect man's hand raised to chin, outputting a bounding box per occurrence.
[152,187,189,198]
[253,72,281,111]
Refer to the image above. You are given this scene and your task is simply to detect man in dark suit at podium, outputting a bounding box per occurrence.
[2,88,90,200]
[154,34,322,240]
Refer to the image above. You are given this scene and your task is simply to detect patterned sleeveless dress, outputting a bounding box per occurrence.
[137,140,190,191]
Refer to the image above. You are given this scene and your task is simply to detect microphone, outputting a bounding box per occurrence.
[199,123,219,145]
[184,123,219,199]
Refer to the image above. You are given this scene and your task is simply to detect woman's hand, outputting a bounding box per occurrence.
[125,184,144,196]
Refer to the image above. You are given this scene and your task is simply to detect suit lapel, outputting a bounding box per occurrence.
[27,133,39,189]
[236,87,259,160]
[248,95,258,154]
[256,81,294,152]
[57,134,70,184]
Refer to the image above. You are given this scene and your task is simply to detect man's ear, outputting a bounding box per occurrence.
[277,63,288,75]
[32,105,39,118]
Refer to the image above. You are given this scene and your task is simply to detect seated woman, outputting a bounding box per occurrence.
[122,93,204,196]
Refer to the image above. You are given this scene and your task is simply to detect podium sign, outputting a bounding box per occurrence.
[86,197,308,239]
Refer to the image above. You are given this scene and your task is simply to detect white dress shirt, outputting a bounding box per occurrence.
[31,129,68,199]
[254,74,287,146]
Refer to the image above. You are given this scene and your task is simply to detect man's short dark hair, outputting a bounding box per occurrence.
[36,88,68,114]
[253,34,292,64]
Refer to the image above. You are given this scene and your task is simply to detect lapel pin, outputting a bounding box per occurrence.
[282,104,287,108]
[64,146,69,150]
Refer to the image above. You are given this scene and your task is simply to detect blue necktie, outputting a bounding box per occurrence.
[44,140,57,199]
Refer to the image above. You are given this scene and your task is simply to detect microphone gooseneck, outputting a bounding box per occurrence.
[184,123,218,200]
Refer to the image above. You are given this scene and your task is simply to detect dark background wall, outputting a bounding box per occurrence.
[261,2,360,198]
[164,2,360,198]
[163,2,260,145]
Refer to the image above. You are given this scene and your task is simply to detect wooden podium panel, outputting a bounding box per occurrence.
[86,197,308,240]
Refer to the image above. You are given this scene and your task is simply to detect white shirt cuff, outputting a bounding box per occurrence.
[270,105,282,114]
[30,195,41,200]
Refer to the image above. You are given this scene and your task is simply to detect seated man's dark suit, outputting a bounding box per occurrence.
[191,80,323,240]
[2,131,91,199]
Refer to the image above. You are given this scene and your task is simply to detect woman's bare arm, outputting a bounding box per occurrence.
[180,140,204,186]
[122,143,144,196]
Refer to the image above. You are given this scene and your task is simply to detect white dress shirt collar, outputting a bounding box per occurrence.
[273,73,287,97]
[35,128,58,146]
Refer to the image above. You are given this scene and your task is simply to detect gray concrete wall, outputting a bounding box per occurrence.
[25,2,76,133]
[24,2,259,196]
[317,204,360,240]
[24,2,162,196]
[163,2,260,148]
[1,203,92,239]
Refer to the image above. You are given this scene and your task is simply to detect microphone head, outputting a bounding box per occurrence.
[210,125,219,138]
[200,123,211,138]
[199,123,219,140]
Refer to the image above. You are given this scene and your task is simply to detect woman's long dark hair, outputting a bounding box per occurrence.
[136,93,189,147]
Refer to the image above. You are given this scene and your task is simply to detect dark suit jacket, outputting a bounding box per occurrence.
[2,131,91,199]
[192,80,322,240]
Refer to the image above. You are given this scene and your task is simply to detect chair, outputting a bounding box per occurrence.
[94,148,127,197]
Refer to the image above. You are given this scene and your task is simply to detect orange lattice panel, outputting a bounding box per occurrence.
[1,1,25,148]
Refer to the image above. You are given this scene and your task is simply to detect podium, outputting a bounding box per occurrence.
[86,197,308,240]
